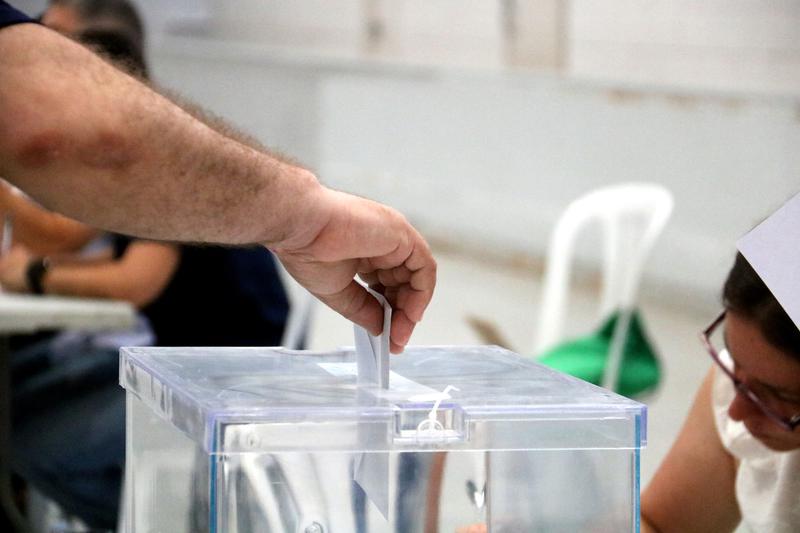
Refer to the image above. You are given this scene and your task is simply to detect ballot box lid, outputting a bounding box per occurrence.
[120,345,647,454]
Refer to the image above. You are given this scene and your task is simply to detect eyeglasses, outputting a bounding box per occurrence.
[701,311,800,432]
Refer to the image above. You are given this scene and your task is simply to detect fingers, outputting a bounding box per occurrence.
[396,235,436,322]
[359,234,437,324]
[402,269,436,323]
[356,235,436,351]
[315,279,384,336]
[279,190,437,347]
[358,270,380,287]
[357,270,433,352]
[313,275,417,353]
[374,265,412,287]
[390,310,416,353]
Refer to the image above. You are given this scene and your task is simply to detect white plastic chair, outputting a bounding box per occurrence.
[276,264,317,350]
[534,182,674,391]
[280,289,316,350]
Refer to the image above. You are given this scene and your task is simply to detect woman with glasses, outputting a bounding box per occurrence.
[641,252,800,532]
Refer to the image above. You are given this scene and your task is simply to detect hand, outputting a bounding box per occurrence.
[0,245,34,292]
[274,188,436,353]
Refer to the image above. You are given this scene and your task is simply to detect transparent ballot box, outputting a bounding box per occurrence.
[121,346,646,532]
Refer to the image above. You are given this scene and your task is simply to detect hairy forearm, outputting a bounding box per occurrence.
[0,24,437,344]
[0,24,327,247]
[159,88,291,163]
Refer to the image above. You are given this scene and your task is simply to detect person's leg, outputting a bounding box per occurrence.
[12,368,125,530]
[10,332,66,389]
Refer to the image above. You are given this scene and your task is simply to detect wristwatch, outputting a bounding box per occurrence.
[26,257,51,295]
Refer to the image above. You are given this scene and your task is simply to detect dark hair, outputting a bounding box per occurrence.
[49,0,149,79]
[49,0,144,42]
[723,252,800,359]
[78,26,148,78]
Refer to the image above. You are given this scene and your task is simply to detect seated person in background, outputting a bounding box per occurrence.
[1,235,290,346]
[0,180,97,255]
[0,0,290,349]
[41,0,146,58]
[640,252,800,532]
[0,4,290,529]
[0,179,101,352]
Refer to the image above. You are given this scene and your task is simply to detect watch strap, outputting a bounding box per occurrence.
[26,257,50,295]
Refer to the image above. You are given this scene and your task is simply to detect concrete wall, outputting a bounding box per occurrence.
[14,0,800,94]
[318,73,799,306]
[569,0,800,96]
[151,37,799,308]
[12,0,800,309]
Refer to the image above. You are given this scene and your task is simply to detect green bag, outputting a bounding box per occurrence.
[538,309,661,398]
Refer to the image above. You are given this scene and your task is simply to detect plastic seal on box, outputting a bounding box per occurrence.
[412,385,460,439]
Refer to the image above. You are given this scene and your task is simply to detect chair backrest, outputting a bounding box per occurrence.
[534,183,674,386]
[275,262,317,350]
[281,290,317,350]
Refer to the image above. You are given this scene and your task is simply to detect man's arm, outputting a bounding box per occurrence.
[0,23,436,349]
[0,23,317,245]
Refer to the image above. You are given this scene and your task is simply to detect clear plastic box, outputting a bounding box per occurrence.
[120,345,646,532]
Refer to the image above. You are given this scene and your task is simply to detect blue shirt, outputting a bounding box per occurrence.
[0,1,34,29]
[114,237,290,347]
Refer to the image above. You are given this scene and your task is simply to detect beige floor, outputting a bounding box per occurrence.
[304,247,714,486]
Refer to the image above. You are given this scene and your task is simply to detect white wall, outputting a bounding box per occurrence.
[144,1,799,310]
[15,0,800,95]
[11,0,799,309]
[569,0,800,96]
[317,73,799,307]
[151,34,799,309]
[153,50,323,167]
[196,0,800,95]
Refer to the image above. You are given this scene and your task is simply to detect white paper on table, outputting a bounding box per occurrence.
[737,192,800,331]
[353,287,392,519]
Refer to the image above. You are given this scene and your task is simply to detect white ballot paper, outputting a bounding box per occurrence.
[737,192,800,330]
[353,288,392,519]
[354,288,392,388]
